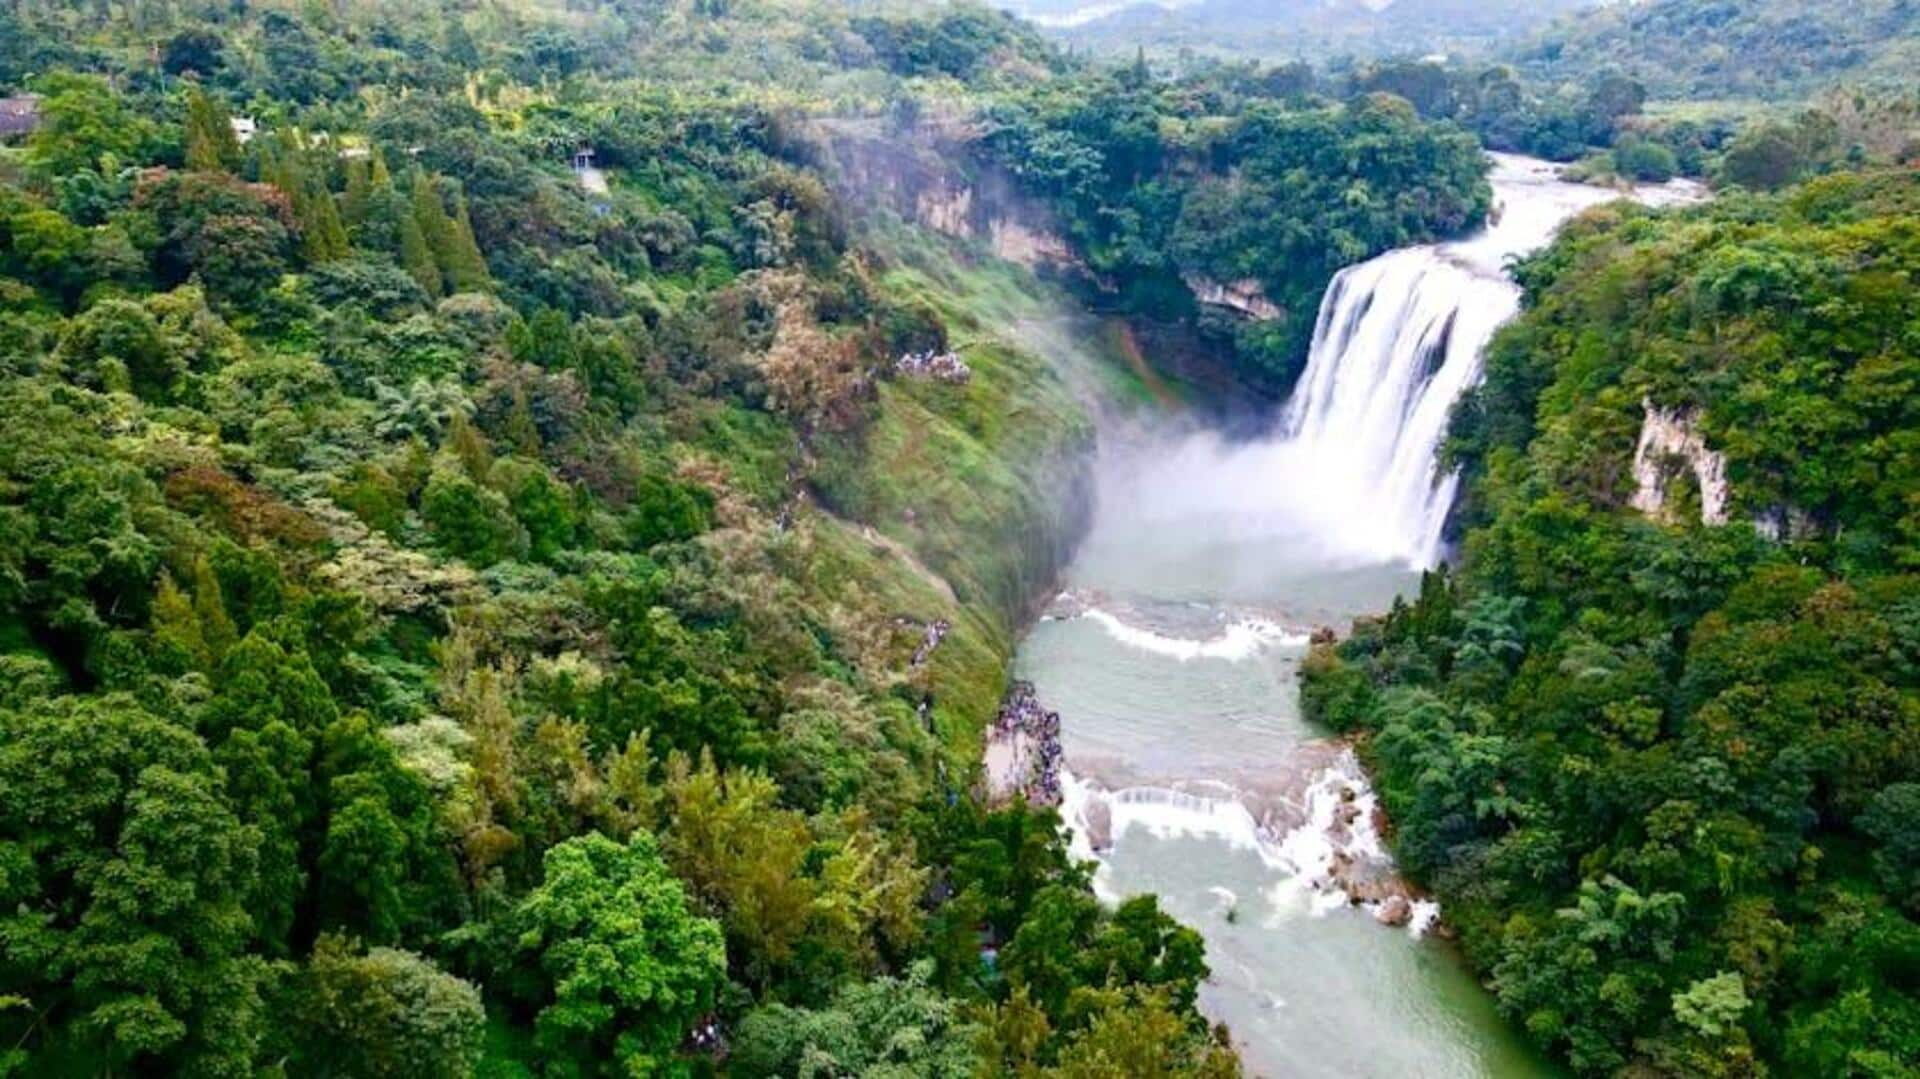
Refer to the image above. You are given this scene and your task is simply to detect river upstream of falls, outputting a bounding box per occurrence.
[1006,155,1702,1077]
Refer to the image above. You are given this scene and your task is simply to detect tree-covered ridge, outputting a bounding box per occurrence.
[5,0,1507,397]
[0,0,1059,110]
[0,2,1248,1075]
[1337,54,1920,192]
[1006,0,1593,64]
[1303,170,1920,1075]
[1511,0,1920,106]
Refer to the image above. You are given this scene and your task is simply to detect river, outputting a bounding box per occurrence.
[1007,155,1702,1077]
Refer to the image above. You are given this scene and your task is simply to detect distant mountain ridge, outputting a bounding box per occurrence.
[1507,0,1920,102]
[1006,0,1595,59]
[1010,0,1920,113]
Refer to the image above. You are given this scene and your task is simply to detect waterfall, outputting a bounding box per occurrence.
[1067,156,1703,591]
[1267,154,1707,568]
[1276,250,1522,567]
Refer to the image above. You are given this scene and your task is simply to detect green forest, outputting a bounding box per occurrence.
[2,0,1917,1076]
[1511,0,1920,105]
[1031,0,1592,65]
[0,1,1270,1074]
[0,0,1507,1072]
[973,63,1489,383]
[1042,0,1919,194]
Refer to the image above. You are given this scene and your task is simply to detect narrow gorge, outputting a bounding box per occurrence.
[1001,155,1703,1076]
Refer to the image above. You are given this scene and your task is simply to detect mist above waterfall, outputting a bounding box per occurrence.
[1069,155,1705,600]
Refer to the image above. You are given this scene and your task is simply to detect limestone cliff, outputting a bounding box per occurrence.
[805,118,1080,273]
[1184,274,1283,321]
[1628,399,1730,526]
[806,118,1301,333]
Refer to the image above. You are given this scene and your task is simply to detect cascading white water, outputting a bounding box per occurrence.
[1273,154,1707,567]
[1070,158,1703,587]
[1276,250,1520,566]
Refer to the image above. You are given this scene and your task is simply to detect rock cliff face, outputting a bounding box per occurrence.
[1626,400,1832,543]
[1629,399,1730,526]
[914,183,972,237]
[808,119,1299,332]
[807,118,1080,273]
[1184,274,1283,321]
[988,217,1077,268]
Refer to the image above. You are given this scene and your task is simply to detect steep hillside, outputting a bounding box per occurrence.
[0,2,1256,1075]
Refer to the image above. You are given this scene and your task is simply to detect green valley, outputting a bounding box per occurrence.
[1,1,1915,1077]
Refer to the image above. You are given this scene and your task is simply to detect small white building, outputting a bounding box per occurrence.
[230,116,257,144]
[571,146,608,196]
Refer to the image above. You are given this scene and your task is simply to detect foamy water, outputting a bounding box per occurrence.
[1079,606,1305,661]
[1061,749,1441,939]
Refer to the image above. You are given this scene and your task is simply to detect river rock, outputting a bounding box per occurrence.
[1374,895,1413,927]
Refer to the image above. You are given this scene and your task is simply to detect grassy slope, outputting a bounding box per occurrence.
[805,221,1174,761]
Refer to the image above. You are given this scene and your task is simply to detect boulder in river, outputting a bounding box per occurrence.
[1375,895,1413,927]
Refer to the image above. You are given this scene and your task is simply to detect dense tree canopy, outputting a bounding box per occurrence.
[976,65,1490,387]
[8,1,1907,1076]
[0,2,1250,1074]
[1510,0,1920,104]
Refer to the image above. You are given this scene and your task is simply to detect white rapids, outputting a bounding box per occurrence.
[1060,749,1443,938]
[1079,606,1305,662]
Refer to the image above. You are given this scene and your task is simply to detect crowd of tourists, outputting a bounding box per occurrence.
[992,680,1063,805]
[894,349,971,383]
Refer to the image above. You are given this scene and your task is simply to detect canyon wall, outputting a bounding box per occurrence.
[1628,399,1731,526]
[806,117,1082,273]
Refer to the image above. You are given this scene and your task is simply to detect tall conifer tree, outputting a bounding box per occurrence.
[442,191,491,292]
[341,154,373,227]
[184,86,241,172]
[301,176,349,262]
[398,176,442,298]
[411,171,460,274]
